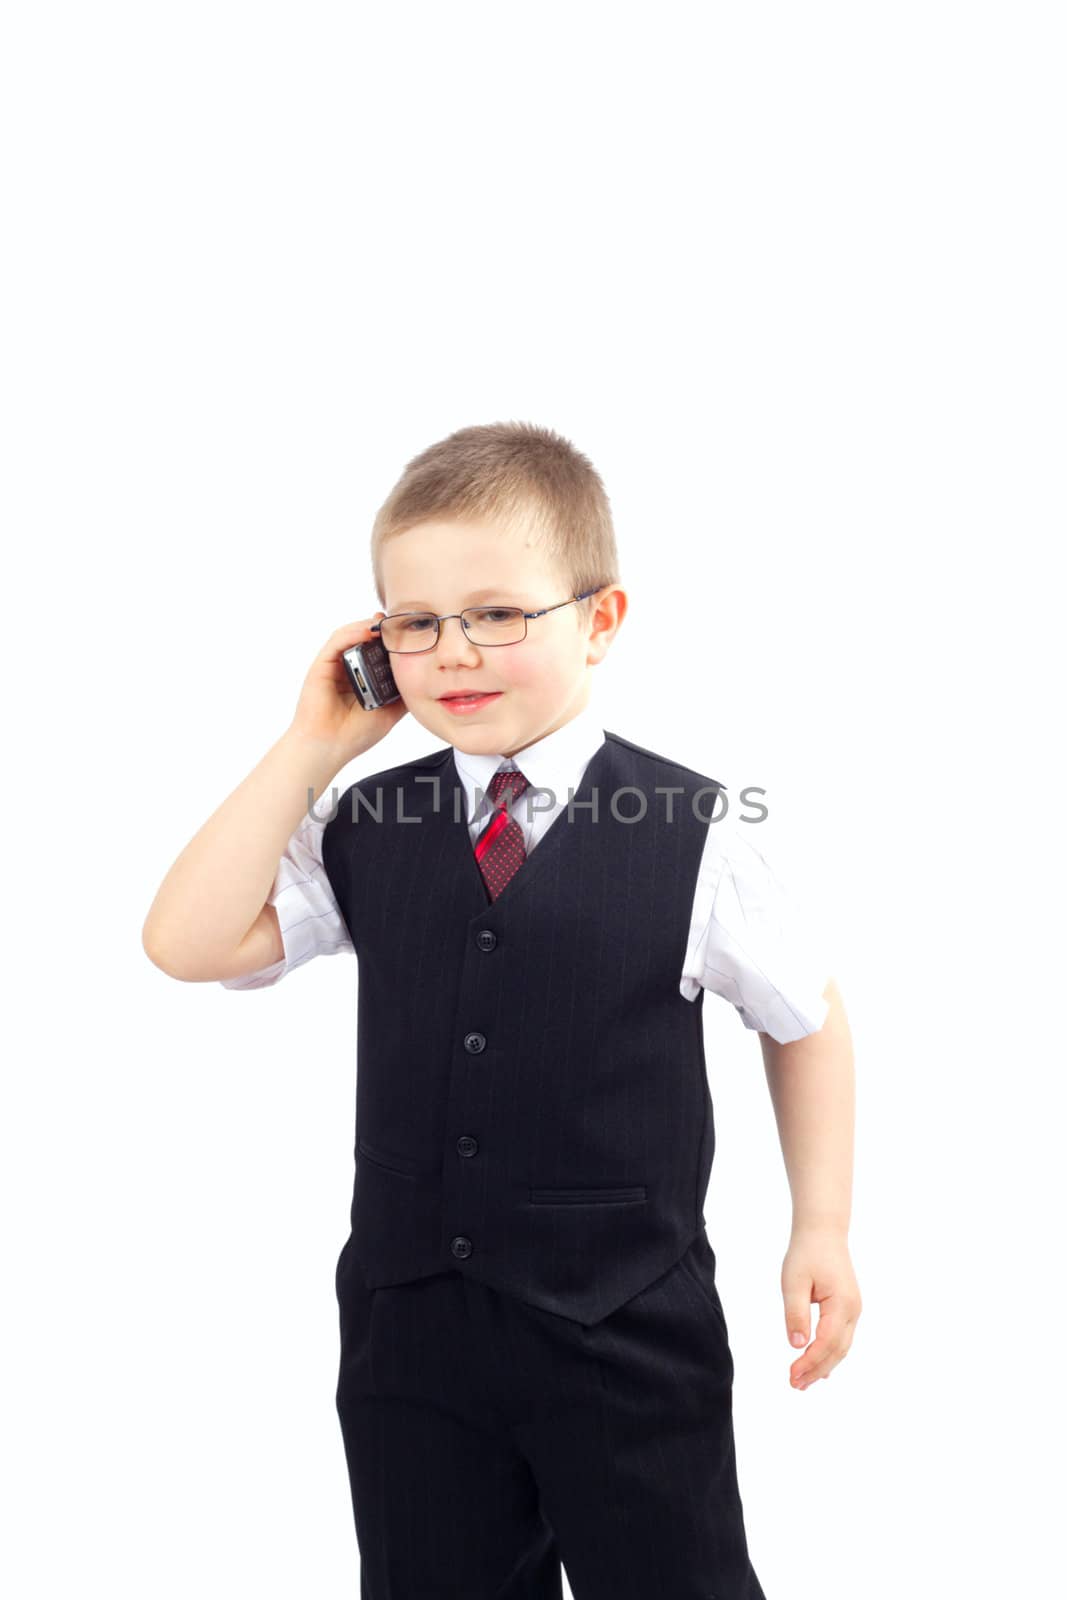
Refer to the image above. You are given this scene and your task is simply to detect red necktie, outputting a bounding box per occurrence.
[474,766,530,901]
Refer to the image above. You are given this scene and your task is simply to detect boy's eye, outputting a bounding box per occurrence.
[471,608,521,624]
[401,615,436,632]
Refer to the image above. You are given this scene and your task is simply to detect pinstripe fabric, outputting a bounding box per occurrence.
[335,1227,766,1598]
[321,729,723,1324]
[326,733,768,1597]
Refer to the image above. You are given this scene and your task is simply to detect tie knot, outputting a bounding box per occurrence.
[487,766,529,809]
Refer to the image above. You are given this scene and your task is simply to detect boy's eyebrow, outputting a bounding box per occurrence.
[389,588,528,611]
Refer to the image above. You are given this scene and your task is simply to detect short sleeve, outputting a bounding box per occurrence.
[681,814,831,1043]
[219,805,353,990]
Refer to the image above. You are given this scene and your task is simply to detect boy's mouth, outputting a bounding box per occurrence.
[437,690,503,712]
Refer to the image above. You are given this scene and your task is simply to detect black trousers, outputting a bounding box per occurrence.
[335,1227,767,1599]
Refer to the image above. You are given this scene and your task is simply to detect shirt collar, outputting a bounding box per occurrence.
[450,701,606,823]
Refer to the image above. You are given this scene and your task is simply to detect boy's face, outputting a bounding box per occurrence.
[380,516,621,758]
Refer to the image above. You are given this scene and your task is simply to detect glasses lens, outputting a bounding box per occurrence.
[461,606,526,645]
[380,613,439,652]
[379,606,527,651]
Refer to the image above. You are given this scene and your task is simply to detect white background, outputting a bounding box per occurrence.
[3,3,1064,1595]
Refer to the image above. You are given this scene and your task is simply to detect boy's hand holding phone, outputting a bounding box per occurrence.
[287,614,407,767]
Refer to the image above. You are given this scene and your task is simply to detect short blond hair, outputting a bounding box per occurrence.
[370,420,619,623]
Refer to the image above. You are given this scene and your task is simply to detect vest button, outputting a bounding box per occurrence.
[476,929,497,951]
[450,1235,472,1259]
[463,1031,486,1054]
[456,1136,478,1158]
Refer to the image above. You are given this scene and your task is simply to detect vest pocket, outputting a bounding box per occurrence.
[356,1135,435,1182]
[527,1184,647,1206]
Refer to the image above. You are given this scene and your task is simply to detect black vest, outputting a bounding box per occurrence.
[321,729,725,1325]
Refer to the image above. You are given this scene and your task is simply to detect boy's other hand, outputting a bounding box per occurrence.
[781,1226,862,1391]
[287,616,408,766]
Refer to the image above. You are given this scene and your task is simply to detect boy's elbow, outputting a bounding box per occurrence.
[141,924,200,982]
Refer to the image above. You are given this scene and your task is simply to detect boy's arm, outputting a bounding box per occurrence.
[216,807,352,989]
[208,903,286,984]
[201,908,287,979]
[142,730,343,982]
[759,978,855,1232]
[142,615,407,984]
[759,978,862,1388]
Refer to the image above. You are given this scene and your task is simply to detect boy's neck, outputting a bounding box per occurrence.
[496,695,596,761]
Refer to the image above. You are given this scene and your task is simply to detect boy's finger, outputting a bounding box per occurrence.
[330,615,385,641]
[316,617,388,668]
[792,1339,843,1387]
[790,1305,850,1384]
[783,1289,812,1348]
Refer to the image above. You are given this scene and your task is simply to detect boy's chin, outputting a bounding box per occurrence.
[447,724,512,752]
[412,702,514,747]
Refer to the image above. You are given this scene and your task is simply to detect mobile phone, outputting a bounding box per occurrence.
[342,635,401,710]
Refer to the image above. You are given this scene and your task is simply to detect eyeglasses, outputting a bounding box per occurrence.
[371,587,604,654]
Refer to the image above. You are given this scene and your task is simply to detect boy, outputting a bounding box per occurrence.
[143,421,860,1599]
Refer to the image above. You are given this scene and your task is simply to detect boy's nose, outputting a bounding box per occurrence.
[434,613,482,663]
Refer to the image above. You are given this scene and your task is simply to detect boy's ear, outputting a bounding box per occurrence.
[586,586,627,654]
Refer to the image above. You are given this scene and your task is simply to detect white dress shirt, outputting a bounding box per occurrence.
[221,701,832,1043]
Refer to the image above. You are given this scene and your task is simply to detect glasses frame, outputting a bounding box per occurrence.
[370,586,604,654]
